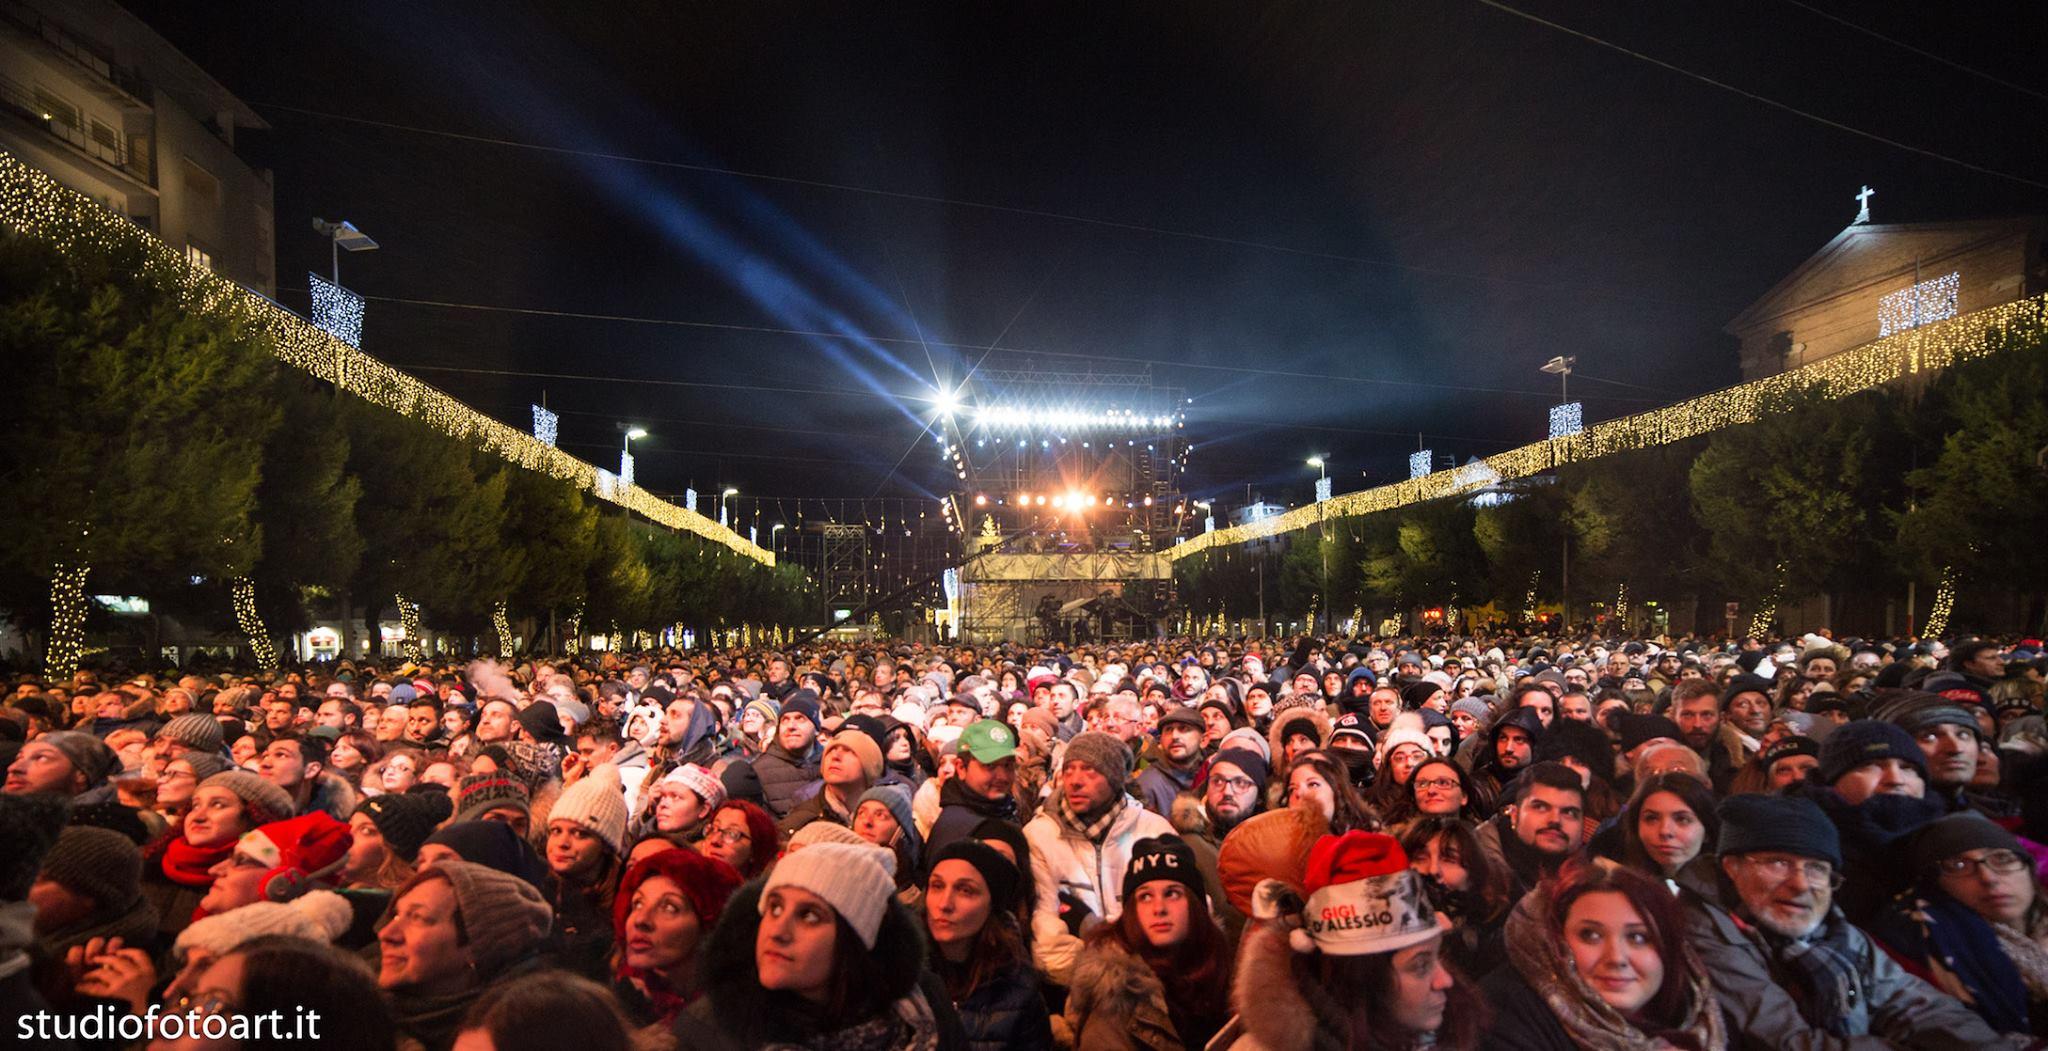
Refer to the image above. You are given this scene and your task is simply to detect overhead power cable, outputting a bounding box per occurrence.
[1470,0,2048,192]
[1773,0,2048,104]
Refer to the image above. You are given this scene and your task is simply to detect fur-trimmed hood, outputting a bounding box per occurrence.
[1218,921,1318,1051]
[1169,792,1212,841]
[1062,935,1182,1051]
[1266,708,1331,770]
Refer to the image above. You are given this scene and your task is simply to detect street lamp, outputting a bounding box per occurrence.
[1307,457,1329,632]
[311,218,378,283]
[623,426,647,452]
[719,487,739,528]
[1540,356,1576,629]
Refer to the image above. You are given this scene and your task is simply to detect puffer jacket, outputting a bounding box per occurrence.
[941,959,1053,1051]
[1023,799,1174,985]
[1680,888,2011,1049]
[750,740,818,819]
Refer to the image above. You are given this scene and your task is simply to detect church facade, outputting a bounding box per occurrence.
[1725,214,2047,381]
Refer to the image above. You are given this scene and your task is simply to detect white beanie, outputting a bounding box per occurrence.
[174,889,353,959]
[550,762,628,855]
[1376,728,1437,765]
[761,841,897,948]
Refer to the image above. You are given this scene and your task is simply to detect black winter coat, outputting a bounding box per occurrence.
[752,742,819,819]
[942,960,1053,1051]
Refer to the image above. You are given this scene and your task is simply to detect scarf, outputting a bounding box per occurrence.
[1765,911,1865,1038]
[617,966,690,1026]
[1993,919,2048,1002]
[160,836,233,887]
[1504,890,1725,1051]
[390,984,483,1051]
[1869,889,2032,1034]
[764,988,940,1051]
[1051,793,1124,843]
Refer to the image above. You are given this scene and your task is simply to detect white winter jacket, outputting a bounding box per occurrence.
[1023,797,1174,985]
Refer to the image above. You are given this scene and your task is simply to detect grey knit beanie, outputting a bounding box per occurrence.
[400,860,553,978]
[198,770,295,829]
[38,825,143,911]
[1061,731,1132,795]
[156,713,225,755]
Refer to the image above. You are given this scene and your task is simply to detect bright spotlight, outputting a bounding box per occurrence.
[974,493,988,506]
[935,388,960,417]
[1015,492,1029,505]
[1034,495,1046,506]
[1052,495,1066,509]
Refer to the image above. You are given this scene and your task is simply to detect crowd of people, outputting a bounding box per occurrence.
[2,629,2046,1050]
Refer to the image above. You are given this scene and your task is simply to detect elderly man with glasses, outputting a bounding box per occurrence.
[1684,794,2017,1048]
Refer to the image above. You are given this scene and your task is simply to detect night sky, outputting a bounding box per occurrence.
[127,1,2048,516]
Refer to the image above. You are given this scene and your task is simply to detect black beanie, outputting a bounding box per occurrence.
[0,791,69,899]
[1122,834,1207,907]
[1534,719,1614,784]
[1718,794,1842,870]
[1617,714,1683,754]
[929,839,1022,916]
[1208,747,1270,791]
[356,791,453,862]
[1719,674,1776,710]
[1817,719,1927,787]
[1908,812,2022,878]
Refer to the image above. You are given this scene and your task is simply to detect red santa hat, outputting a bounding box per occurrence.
[1293,831,1443,955]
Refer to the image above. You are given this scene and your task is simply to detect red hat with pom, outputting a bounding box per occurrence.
[234,812,352,901]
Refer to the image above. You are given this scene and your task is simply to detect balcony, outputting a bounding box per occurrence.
[0,0,152,108]
[0,71,154,188]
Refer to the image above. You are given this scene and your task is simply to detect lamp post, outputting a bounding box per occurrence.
[1540,356,1575,629]
[1307,457,1329,633]
[719,487,739,529]
[311,218,378,283]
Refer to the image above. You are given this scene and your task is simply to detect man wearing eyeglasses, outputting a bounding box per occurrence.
[1685,795,2009,1048]
[1173,746,1267,945]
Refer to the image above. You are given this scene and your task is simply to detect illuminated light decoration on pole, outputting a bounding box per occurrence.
[1315,477,1332,502]
[1923,566,1957,636]
[684,488,697,514]
[308,272,364,347]
[231,577,278,669]
[493,601,514,658]
[618,450,634,489]
[531,405,558,447]
[1548,402,1584,439]
[564,602,583,656]
[1523,573,1540,625]
[1611,582,1629,627]
[1164,288,2048,560]
[1749,563,1788,639]
[0,153,770,565]
[44,562,88,680]
[1408,450,1433,480]
[1878,272,1959,337]
[395,594,423,662]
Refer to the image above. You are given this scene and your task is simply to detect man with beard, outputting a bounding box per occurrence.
[1672,678,1745,792]
[1468,707,1543,808]
[1473,761,1585,901]
[1685,794,2003,1047]
[1022,731,1174,984]
[924,720,1020,859]
[1879,694,2014,819]
[1134,708,1205,816]
[750,689,822,818]
[1171,746,1266,943]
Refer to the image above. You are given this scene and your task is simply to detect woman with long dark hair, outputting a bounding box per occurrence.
[1398,816,1511,979]
[1388,757,1486,831]
[1283,752,1382,835]
[1479,860,1725,1050]
[1613,773,1720,895]
[1063,836,1233,1050]
[923,841,1052,1050]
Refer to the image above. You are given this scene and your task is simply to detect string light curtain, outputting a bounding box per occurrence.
[1171,290,2048,560]
[0,151,770,566]
[231,576,278,668]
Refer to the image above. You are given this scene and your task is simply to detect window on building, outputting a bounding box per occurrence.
[179,157,220,207]
[33,88,77,130]
[184,243,212,271]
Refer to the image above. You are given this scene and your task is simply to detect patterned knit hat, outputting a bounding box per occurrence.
[179,753,233,783]
[354,792,452,862]
[39,825,144,910]
[156,713,226,755]
[1296,831,1440,956]
[173,889,353,959]
[455,773,531,825]
[790,820,868,849]
[658,763,726,811]
[200,770,295,829]
[549,762,627,855]
[390,861,552,978]
[762,841,898,948]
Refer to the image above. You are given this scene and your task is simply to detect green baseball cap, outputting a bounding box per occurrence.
[960,719,1018,764]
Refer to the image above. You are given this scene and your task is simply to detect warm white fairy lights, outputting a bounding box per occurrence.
[1878,272,1959,337]
[1924,566,1957,636]
[563,603,583,656]
[493,601,514,658]
[308,273,364,347]
[532,405,558,447]
[1611,582,1629,626]
[231,576,278,668]
[44,562,88,680]
[395,594,423,662]
[1169,289,2048,560]
[0,150,770,566]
